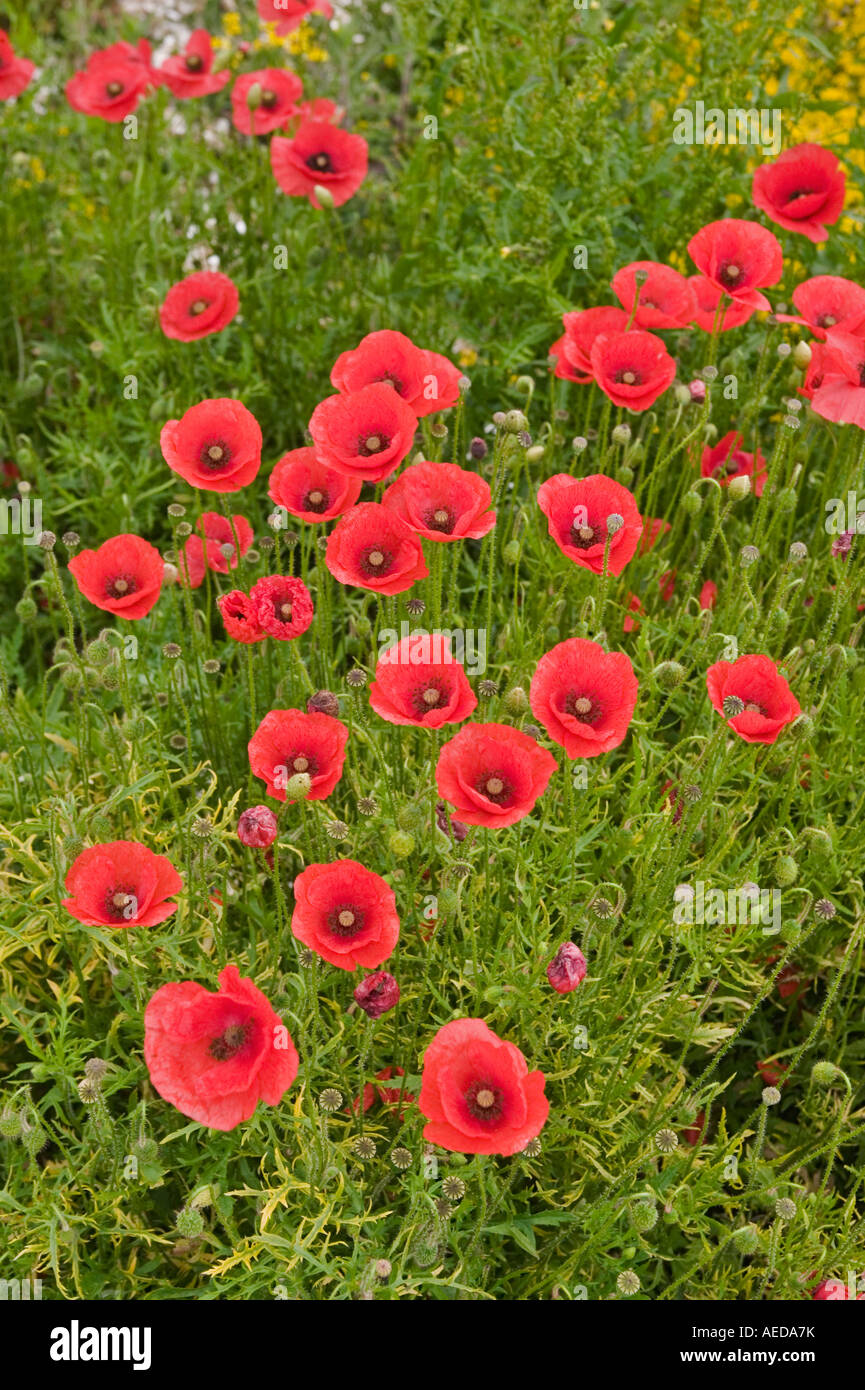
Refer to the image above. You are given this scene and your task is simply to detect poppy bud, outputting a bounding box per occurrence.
[526,444,545,462]
[15,597,37,621]
[285,772,312,800]
[504,686,529,714]
[546,941,587,993]
[469,437,488,460]
[630,1199,658,1232]
[733,1225,759,1253]
[611,424,631,445]
[502,539,521,563]
[388,830,415,858]
[354,970,400,1019]
[727,473,751,500]
[314,184,335,210]
[774,854,798,887]
[307,689,340,717]
[237,806,278,849]
[176,1207,205,1238]
[789,541,807,561]
[792,340,812,368]
[653,660,686,690]
[514,375,534,394]
[673,383,692,407]
[682,490,702,516]
[811,1060,841,1087]
[245,81,263,110]
[503,409,528,434]
[791,712,814,738]
[616,465,635,486]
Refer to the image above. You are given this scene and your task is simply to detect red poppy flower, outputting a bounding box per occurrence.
[810,330,865,428]
[659,569,676,601]
[537,473,642,576]
[689,274,755,332]
[418,1018,548,1156]
[66,40,159,122]
[158,30,229,99]
[248,708,349,801]
[436,722,557,828]
[237,806,279,849]
[752,143,845,243]
[354,971,400,1018]
[777,275,865,339]
[144,963,299,1131]
[681,1110,707,1147]
[159,271,239,342]
[706,654,801,744]
[63,841,182,927]
[590,329,676,410]
[382,460,495,541]
[232,68,303,135]
[218,589,266,644]
[546,942,587,994]
[291,859,400,970]
[554,306,630,383]
[325,503,428,594]
[352,1065,414,1116]
[257,0,333,35]
[160,398,263,492]
[757,1058,788,1088]
[68,533,165,620]
[798,341,830,401]
[249,574,314,641]
[180,512,254,588]
[271,119,368,208]
[293,97,343,125]
[699,580,718,610]
[611,261,697,330]
[330,329,461,417]
[811,1279,851,1301]
[310,384,418,484]
[530,638,638,759]
[687,218,783,311]
[269,446,362,522]
[369,632,478,728]
[701,431,767,497]
[0,32,35,100]
[638,516,671,554]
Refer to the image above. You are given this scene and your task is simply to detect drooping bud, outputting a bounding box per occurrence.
[354,970,400,1019]
[307,689,340,717]
[546,941,587,994]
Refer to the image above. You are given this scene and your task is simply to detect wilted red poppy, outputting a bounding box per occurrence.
[752,143,845,243]
[611,261,697,329]
[180,512,253,588]
[546,942,587,994]
[218,589,266,644]
[369,632,478,728]
[271,118,368,208]
[436,722,557,828]
[0,32,35,100]
[699,580,718,610]
[257,0,333,34]
[418,1017,548,1155]
[530,638,638,759]
[160,398,262,492]
[158,29,229,98]
[69,533,165,620]
[701,431,767,497]
[354,971,400,1018]
[537,473,642,576]
[689,274,755,332]
[706,654,801,744]
[776,275,865,339]
[331,329,461,417]
[269,446,361,522]
[325,503,428,594]
[248,708,349,801]
[232,68,303,135]
[590,329,676,410]
[687,218,783,310]
[810,330,865,428]
[310,384,418,483]
[159,271,239,342]
[237,805,279,849]
[382,460,494,540]
[554,306,629,383]
[291,859,400,970]
[66,40,158,122]
[63,840,182,928]
[144,963,299,1131]
[249,574,314,640]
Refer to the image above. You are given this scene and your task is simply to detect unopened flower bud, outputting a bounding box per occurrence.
[728,473,751,500]
[354,970,400,1019]
[546,941,587,994]
[792,340,812,369]
[237,805,278,849]
[285,772,312,800]
[307,689,340,717]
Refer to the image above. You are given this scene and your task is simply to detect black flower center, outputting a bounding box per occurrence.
[718,261,745,290]
[261,88,278,109]
[465,1079,504,1122]
[185,54,204,72]
[304,488,328,513]
[200,440,232,470]
[424,505,455,534]
[209,1021,252,1060]
[106,81,124,97]
[106,573,138,599]
[564,691,602,724]
[816,313,837,328]
[479,772,510,804]
[103,883,138,922]
[327,903,365,937]
[189,299,209,316]
[360,545,392,575]
[358,433,389,457]
[411,680,450,717]
[569,520,603,549]
[307,151,334,173]
[615,369,640,385]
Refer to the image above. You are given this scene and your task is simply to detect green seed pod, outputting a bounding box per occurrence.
[653,660,686,691]
[502,539,521,564]
[101,666,121,691]
[388,830,415,858]
[86,638,111,666]
[682,490,702,516]
[0,1108,23,1139]
[733,1224,759,1254]
[811,1061,841,1087]
[616,465,635,487]
[775,854,799,887]
[15,596,38,621]
[60,664,84,691]
[791,713,814,738]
